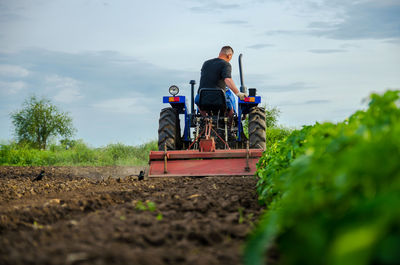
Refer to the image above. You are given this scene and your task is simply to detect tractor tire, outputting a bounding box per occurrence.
[249,107,266,149]
[158,107,181,151]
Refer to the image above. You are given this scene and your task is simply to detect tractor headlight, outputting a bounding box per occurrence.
[169,85,179,96]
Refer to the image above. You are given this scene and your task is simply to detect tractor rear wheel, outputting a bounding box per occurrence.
[249,107,266,149]
[158,107,181,151]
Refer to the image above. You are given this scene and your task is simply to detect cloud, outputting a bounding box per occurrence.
[263,1,400,41]
[308,49,347,54]
[385,39,400,45]
[45,74,80,89]
[278,99,331,107]
[0,2,25,23]
[44,74,83,103]
[0,48,193,101]
[247,43,275,49]
[53,88,83,103]
[190,1,241,13]
[309,1,400,40]
[221,20,248,25]
[0,80,26,95]
[265,30,302,36]
[339,43,360,49]
[308,21,337,29]
[92,96,153,114]
[0,48,195,145]
[304,99,331,104]
[265,82,314,92]
[0,64,30,77]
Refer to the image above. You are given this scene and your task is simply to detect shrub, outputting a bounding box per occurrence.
[245,90,400,265]
[265,126,293,149]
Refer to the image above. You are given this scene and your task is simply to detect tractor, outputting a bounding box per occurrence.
[148,54,266,177]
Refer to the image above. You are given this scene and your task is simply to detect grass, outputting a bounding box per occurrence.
[0,139,158,166]
[1,106,290,167]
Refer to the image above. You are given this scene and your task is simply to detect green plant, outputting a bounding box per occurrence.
[156,213,163,221]
[244,105,281,139]
[146,201,156,212]
[238,207,255,227]
[11,95,75,149]
[0,140,157,166]
[135,201,148,211]
[135,200,163,220]
[245,90,400,265]
[265,126,292,148]
[135,200,157,212]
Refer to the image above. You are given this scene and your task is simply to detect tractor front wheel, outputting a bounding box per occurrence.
[249,107,266,149]
[158,107,181,151]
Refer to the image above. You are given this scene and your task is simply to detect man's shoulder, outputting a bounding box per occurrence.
[204,58,230,66]
[204,57,219,64]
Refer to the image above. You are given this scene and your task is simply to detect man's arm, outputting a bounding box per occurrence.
[225,78,246,100]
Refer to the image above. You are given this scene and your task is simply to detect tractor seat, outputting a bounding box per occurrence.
[198,88,227,114]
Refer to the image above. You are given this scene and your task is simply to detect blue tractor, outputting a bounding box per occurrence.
[149,54,266,177]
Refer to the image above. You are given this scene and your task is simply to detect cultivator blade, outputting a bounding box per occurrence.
[148,149,263,177]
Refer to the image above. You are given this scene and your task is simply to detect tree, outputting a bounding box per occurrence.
[11,96,76,149]
[264,105,280,128]
[244,105,281,138]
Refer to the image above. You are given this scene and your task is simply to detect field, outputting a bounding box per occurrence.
[0,166,263,265]
[2,90,398,265]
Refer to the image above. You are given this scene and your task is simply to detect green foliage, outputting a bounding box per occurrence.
[135,200,163,220]
[11,96,75,149]
[238,207,255,227]
[0,140,157,166]
[146,201,157,212]
[264,105,281,128]
[245,90,400,265]
[156,213,163,221]
[135,201,148,211]
[244,105,281,138]
[135,200,157,212]
[265,126,292,148]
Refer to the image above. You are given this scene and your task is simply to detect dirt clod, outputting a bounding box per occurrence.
[0,166,262,265]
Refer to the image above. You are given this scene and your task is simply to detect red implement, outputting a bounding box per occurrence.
[148,149,263,177]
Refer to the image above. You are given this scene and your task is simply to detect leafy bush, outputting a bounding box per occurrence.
[244,105,281,139]
[11,95,75,149]
[265,126,293,151]
[245,90,400,265]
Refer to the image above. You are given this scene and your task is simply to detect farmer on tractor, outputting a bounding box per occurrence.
[195,46,247,116]
[150,47,266,177]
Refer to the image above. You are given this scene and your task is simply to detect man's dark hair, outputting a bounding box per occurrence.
[220,46,234,55]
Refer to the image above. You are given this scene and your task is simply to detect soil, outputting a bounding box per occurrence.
[0,166,263,265]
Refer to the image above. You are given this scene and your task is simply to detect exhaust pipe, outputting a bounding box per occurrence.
[190,80,196,114]
[238,54,247,94]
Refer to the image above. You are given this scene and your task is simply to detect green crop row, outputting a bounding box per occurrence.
[245,90,400,265]
[0,140,157,166]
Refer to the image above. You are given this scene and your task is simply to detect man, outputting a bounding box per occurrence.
[195,46,246,114]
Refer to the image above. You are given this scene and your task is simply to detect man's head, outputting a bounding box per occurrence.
[219,46,234,62]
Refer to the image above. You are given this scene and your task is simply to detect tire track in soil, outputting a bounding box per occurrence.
[0,166,263,265]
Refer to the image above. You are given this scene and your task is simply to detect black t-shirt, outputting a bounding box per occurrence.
[198,58,232,92]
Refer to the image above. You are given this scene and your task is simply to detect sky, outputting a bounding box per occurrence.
[0,0,399,146]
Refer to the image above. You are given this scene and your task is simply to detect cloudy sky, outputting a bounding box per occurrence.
[1,0,399,146]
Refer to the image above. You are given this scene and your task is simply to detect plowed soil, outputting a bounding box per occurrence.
[0,166,262,265]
